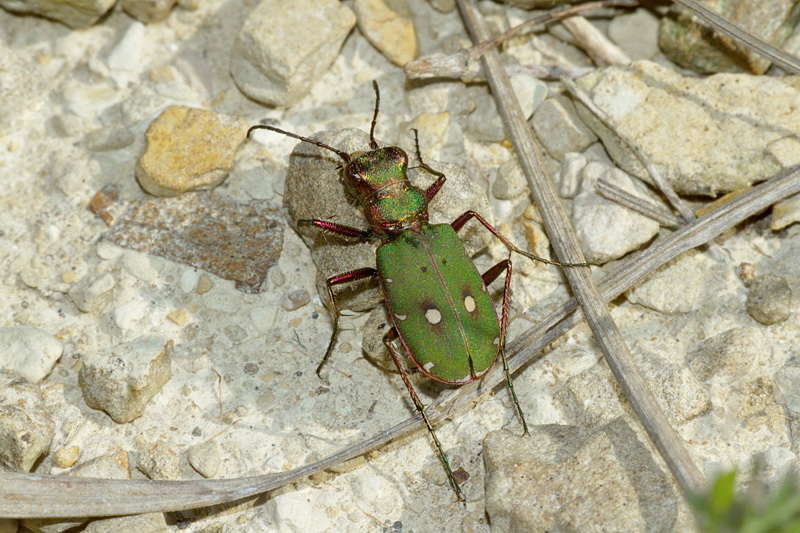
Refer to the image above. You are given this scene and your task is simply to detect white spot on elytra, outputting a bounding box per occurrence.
[492,336,500,345]
[396,314,407,321]
[385,278,393,283]
[423,362,435,373]
[425,308,442,324]
[464,295,476,312]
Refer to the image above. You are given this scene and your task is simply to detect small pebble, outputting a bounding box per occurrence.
[492,159,529,201]
[530,95,597,161]
[67,272,115,313]
[0,372,55,472]
[52,446,81,469]
[121,0,176,23]
[746,274,791,325]
[771,191,800,231]
[137,440,181,480]
[556,152,587,199]
[187,438,221,478]
[136,106,248,197]
[282,289,310,311]
[354,0,417,66]
[167,308,191,326]
[0,326,63,382]
[79,338,173,423]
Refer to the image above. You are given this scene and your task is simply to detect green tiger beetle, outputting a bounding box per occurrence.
[248,82,588,501]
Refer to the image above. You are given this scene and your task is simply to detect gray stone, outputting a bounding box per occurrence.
[83,513,169,533]
[79,337,173,423]
[555,152,587,199]
[121,0,175,23]
[572,161,660,264]
[687,327,763,383]
[0,325,63,382]
[483,420,678,532]
[0,372,54,472]
[0,0,115,28]
[137,440,181,480]
[575,61,800,196]
[659,0,800,74]
[746,274,791,325]
[465,93,505,142]
[530,95,597,161]
[67,272,115,313]
[230,0,356,106]
[187,438,221,478]
[492,159,529,201]
[626,251,712,314]
[608,8,661,61]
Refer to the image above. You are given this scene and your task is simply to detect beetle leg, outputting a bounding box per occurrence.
[481,259,529,436]
[298,219,373,241]
[450,210,590,268]
[318,268,379,377]
[409,128,447,202]
[382,329,466,502]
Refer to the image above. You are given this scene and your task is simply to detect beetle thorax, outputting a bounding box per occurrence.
[345,146,430,235]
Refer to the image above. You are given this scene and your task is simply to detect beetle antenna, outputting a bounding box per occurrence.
[247,124,351,164]
[369,80,380,150]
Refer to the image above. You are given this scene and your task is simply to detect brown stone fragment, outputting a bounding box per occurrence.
[107,193,283,293]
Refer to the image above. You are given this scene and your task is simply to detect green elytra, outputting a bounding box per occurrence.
[247,82,588,501]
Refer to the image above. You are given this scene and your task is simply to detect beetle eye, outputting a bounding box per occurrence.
[346,164,363,182]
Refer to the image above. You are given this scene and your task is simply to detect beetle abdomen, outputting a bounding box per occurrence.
[376,224,500,384]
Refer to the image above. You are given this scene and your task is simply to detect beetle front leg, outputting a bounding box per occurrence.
[317,267,379,377]
[382,328,467,502]
[298,219,373,241]
[451,211,589,268]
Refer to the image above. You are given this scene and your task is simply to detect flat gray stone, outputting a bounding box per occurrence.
[230,0,356,106]
[483,420,677,532]
[575,61,800,196]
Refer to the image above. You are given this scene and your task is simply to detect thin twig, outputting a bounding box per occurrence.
[404,0,637,80]
[457,0,706,495]
[595,178,683,229]
[561,15,631,66]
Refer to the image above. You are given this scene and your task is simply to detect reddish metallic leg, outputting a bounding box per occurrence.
[317,267,378,376]
[382,329,466,501]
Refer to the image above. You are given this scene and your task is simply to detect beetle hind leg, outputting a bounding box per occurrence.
[383,329,466,501]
